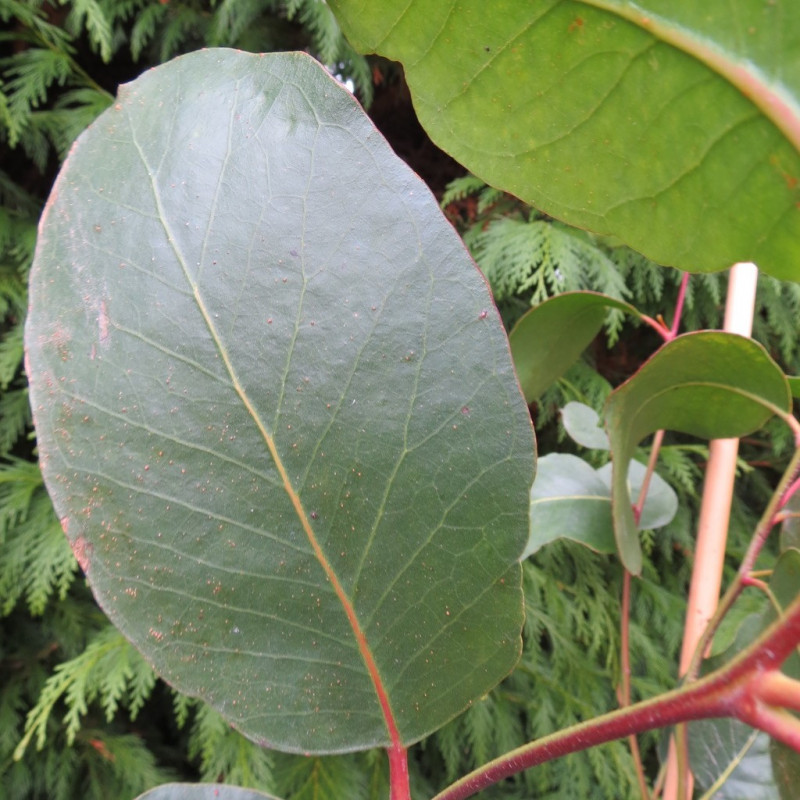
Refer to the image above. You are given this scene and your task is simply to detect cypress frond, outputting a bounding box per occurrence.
[129,2,169,61]
[756,275,800,370]
[338,39,373,106]
[272,750,368,800]
[17,500,78,615]
[0,319,23,389]
[78,730,175,799]
[171,690,193,729]
[657,444,706,498]
[295,0,342,65]
[46,87,113,154]
[14,625,156,756]
[187,702,276,788]
[0,458,41,540]
[209,0,276,48]
[0,2,75,53]
[158,5,208,62]
[0,47,73,147]
[63,0,114,62]
[362,748,391,800]
[440,174,485,206]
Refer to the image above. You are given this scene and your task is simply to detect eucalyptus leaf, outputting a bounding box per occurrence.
[24,49,535,754]
[772,740,800,800]
[780,493,800,552]
[526,453,676,559]
[526,454,616,557]
[764,548,800,680]
[561,401,610,450]
[604,332,791,574]
[509,292,639,402]
[596,460,677,531]
[328,0,800,281]
[689,726,779,800]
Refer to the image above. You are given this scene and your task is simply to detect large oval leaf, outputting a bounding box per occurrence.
[24,49,535,754]
[328,0,800,281]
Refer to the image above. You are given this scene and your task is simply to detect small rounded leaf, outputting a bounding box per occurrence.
[510,292,638,402]
[526,453,616,557]
[604,332,791,574]
[561,402,611,451]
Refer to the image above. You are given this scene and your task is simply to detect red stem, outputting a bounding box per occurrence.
[754,671,800,713]
[617,430,665,797]
[737,702,800,751]
[685,445,800,683]
[669,273,690,339]
[638,314,671,342]
[389,742,411,800]
[778,475,800,509]
[738,450,800,578]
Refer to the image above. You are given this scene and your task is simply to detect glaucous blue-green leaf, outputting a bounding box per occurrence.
[595,461,677,531]
[604,332,791,574]
[689,726,780,800]
[526,454,616,557]
[561,402,610,450]
[328,0,800,281]
[136,786,281,800]
[509,292,639,402]
[24,49,535,754]
[525,453,676,558]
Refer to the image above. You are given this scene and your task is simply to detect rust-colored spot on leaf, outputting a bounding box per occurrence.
[770,154,799,192]
[98,299,110,344]
[73,534,93,574]
[568,17,584,32]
